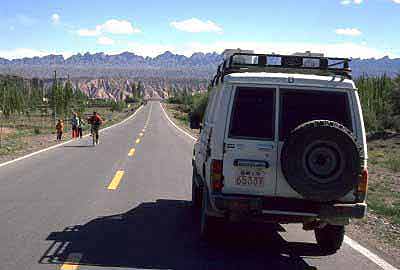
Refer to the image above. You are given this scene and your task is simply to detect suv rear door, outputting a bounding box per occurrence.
[222,86,277,196]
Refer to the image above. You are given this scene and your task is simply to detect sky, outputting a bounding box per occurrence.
[0,0,399,59]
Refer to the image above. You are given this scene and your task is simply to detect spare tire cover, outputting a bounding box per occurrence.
[281,120,362,202]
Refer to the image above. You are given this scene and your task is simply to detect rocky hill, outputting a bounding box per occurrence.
[0,51,399,79]
[1,51,399,100]
[0,51,222,79]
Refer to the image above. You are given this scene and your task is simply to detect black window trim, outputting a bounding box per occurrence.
[228,86,276,141]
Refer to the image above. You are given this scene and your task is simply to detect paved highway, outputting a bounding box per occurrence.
[0,101,392,270]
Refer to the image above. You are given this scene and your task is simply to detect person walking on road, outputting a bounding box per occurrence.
[56,119,64,142]
[77,115,84,139]
[87,111,103,145]
[70,112,79,139]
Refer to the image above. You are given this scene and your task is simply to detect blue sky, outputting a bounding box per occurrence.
[0,0,399,59]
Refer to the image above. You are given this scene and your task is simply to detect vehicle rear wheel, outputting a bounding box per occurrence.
[315,224,345,253]
[200,187,219,240]
[192,168,202,209]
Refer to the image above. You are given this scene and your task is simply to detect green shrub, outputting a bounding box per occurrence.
[33,127,41,135]
[111,101,126,112]
[190,93,209,121]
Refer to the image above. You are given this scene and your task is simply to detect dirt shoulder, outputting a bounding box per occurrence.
[347,135,400,267]
[164,102,400,268]
[0,105,141,165]
[163,103,200,139]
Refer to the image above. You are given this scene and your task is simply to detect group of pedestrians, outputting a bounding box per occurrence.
[55,111,103,145]
[70,112,84,139]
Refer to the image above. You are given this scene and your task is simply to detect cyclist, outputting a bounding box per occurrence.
[87,111,103,145]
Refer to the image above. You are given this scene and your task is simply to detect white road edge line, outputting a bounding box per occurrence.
[344,236,398,270]
[0,105,144,169]
[160,101,398,270]
[159,103,197,141]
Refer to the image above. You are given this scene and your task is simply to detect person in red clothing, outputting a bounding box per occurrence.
[87,111,103,145]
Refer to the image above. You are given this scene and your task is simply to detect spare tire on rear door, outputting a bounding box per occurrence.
[281,120,362,202]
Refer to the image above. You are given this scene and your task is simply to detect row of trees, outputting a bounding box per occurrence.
[167,75,400,134]
[0,73,146,123]
[0,74,89,122]
[49,72,89,120]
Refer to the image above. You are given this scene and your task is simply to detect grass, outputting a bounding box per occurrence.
[367,178,400,224]
[384,153,400,172]
[366,137,400,227]
[0,129,30,155]
[167,104,190,126]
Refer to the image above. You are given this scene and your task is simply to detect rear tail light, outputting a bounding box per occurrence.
[211,159,224,192]
[357,168,368,201]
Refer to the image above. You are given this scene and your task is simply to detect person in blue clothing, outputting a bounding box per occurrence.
[70,112,79,139]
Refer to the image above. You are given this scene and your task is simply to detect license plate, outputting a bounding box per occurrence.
[235,169,266,187]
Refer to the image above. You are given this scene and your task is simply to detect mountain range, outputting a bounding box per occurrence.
[0,51,399,79]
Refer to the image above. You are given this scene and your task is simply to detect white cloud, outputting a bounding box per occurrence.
[51,13,60,24]
[77,27,102,37]
[125,42,177,57]
[392,0,400,3]
[97,36,115,45]
[101,19,141,34]
[335,28,362,36]
[170,18,222,33]
[341,0,363,4]
[77,19,140,37]
[0,48,74,60]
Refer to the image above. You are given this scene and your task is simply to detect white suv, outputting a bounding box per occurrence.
[190,51,368,253]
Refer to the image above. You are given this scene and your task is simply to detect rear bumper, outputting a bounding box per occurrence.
[212,195,367,220]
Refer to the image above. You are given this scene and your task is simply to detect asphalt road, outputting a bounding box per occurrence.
[0,101,389,270]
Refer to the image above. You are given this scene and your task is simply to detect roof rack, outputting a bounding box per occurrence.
[210,53,352,87]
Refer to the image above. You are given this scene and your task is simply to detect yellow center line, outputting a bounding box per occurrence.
[107,170,124,190]
[128,148,136,156]
[60,253,82,270]
[136,138,141,144]
[61,264,79,270]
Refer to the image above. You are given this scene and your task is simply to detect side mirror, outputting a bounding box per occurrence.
[189,113,201,129]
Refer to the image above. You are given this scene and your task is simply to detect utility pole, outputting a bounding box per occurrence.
[0,81,5,148]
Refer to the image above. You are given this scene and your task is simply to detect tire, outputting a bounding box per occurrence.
[200,187,219,240]
[315,225,345,253]
[281,120,362,202]
[192,168,202,209]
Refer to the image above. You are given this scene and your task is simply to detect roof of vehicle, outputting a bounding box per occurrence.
[224,72,356,89]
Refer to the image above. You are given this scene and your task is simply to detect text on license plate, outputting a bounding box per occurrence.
[235,175,264,187]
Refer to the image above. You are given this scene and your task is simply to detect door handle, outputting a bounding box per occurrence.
[257,144,274,151]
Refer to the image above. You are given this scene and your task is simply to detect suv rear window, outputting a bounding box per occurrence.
[229,87,275,140]
[280,89,352,140]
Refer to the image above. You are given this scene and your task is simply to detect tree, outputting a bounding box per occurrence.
[63,79,74,116]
